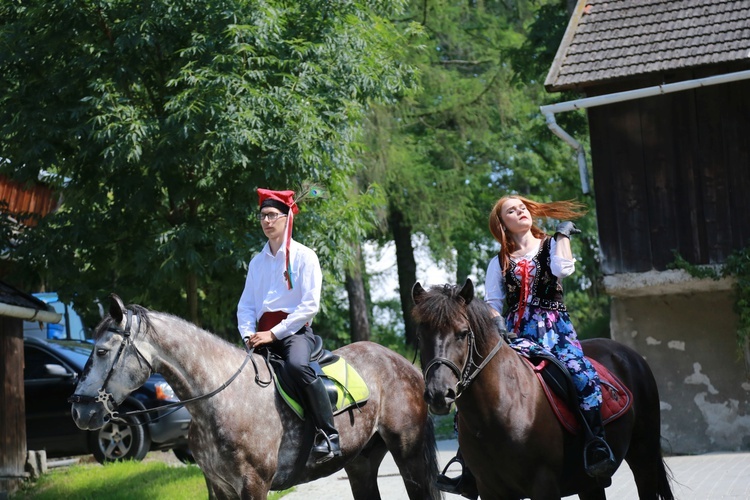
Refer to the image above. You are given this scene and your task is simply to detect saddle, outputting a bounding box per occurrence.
[264,335,370,419]
[523,355,632,434]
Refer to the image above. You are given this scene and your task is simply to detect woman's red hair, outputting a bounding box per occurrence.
[489,195,587,273]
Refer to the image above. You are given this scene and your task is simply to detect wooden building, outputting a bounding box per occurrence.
[544,0,750,453]
[1,172,62,495]
[0,284,60,497]
[0,174,59,228]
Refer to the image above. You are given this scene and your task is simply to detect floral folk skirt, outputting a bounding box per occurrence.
[506,306,602,412]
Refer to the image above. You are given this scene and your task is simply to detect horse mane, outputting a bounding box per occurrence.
[94,303,244,358]
[413,284,499,353]
[93,304,154,341]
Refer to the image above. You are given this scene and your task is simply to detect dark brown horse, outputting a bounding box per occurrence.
[412,280,673,500]
[70,295,441,499]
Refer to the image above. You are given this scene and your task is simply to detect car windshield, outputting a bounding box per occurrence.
[48,340,93,366]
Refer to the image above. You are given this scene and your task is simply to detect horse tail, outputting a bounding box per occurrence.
[656,450,675,500]
[423,416,442,499]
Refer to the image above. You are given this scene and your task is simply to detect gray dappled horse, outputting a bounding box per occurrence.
[70,295,440,499]
[412,280,673,500]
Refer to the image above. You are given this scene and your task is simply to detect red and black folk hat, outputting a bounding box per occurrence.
[257,188,299,289]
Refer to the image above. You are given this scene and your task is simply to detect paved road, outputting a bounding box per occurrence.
[283,439,750,499]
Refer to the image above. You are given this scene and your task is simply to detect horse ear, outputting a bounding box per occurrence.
[109,294,126,323]
[412,282,426,305]
[458,278,474,305]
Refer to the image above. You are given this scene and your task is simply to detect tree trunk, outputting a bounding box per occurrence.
[345,242,370,342]
[389,207,419,349]
[186,272,200,326]
[456,245,472,286]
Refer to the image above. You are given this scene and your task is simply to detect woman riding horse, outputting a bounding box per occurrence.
[439,195,616,496]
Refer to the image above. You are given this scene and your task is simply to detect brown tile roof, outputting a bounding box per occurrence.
[0,281,48,310]
[0,175,59,227]
[545,0,750,91]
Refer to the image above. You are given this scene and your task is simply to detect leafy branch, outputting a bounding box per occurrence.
[670,248,750,350]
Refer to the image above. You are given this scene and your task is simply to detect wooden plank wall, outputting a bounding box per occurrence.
[588,77,750,274]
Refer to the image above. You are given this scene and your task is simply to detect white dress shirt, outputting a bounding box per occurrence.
[237,239,322,340]
[485,238,575,314]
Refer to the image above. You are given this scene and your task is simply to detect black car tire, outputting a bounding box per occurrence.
[88,409,151,463]
[172,447,195,464]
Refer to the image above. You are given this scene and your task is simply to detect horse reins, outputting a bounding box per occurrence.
[69,308,257,426]
[422,315,504,397]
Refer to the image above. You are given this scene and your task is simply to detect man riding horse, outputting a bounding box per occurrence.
[237,187,341,462]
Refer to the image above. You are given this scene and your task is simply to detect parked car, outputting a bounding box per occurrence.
[24,336,193,464]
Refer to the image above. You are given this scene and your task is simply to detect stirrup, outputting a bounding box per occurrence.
[436,455,477,499]
[312,430,341,463]
[583,437,616,479]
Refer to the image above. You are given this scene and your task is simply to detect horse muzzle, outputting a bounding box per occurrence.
[70,402,108,431]
[424,387,455,415]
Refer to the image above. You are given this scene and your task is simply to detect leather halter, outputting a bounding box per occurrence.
[422,318,504,397]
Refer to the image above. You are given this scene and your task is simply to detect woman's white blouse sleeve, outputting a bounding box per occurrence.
[550,237,576,278]
[485,256,505,314]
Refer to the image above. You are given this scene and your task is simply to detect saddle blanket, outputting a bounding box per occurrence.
[275,356,370,419]
[524,356,633,434]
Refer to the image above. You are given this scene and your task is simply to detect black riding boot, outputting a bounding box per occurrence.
[302,378,342,463]
[436,448,479,500]
[581,408,616,479]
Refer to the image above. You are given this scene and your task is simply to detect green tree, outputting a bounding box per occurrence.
[507,0,610,338]
[0,0,416,338]
[359,0,608,348]
[361,0,558,348]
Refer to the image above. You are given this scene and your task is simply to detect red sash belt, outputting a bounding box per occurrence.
[258,311,289,332]
[515,259,532,332]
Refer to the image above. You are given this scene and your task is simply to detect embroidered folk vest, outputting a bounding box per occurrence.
[502,236,566,316]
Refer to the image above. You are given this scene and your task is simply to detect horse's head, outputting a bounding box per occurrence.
[70,294,154,430]
[412,279,483,415]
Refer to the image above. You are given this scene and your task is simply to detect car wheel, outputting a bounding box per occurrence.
[89,410,151,464]
[172,447,195,464]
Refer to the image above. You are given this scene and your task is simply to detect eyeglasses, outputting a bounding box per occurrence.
[257,212,288,222]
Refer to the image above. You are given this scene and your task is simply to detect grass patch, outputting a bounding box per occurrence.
[11,461,290,500]
[10,417,461,500]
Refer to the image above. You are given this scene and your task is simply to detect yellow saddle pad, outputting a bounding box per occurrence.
[275,357,370,419]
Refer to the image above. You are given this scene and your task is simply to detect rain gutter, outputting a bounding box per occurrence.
[0,302,61,323]
[540,69,750,194]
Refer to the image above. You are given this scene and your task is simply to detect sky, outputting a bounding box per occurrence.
[363,234,485,302]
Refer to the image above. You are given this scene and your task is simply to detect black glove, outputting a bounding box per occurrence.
[554,221,581,240]
[493,315,507,335]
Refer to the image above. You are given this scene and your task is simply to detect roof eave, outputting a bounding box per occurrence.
[544,0,588,93]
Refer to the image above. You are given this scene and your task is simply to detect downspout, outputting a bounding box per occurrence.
[540,69,750,194]
[0,302,62,323]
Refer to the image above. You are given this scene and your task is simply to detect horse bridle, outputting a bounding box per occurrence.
[422,317,504,397]
[68,309,153,421]
[68,308,255,424]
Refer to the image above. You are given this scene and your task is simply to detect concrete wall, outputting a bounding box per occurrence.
[605,270,750,454]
